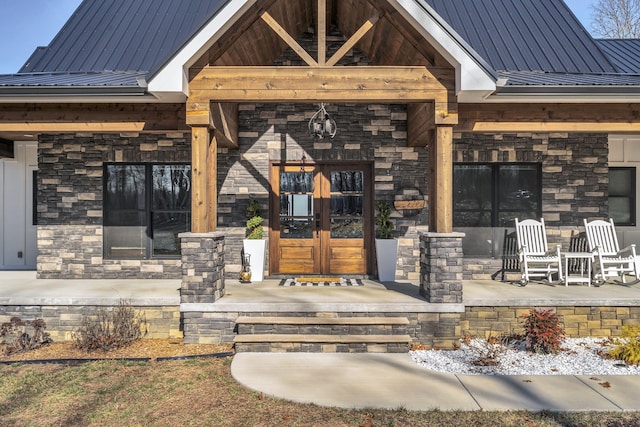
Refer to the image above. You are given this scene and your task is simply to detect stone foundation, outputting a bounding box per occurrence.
[179,233,226,304]
[420,232,465,303]
[179,310,463,349]
[0,305,181,342]
[463,306,640,339]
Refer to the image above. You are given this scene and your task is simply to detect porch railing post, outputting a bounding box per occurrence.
[419,232,464,303]
[179,232,225,304]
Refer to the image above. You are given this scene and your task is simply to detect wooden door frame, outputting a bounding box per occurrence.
[269,160,374,276]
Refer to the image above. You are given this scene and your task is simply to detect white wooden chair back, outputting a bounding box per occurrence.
[584,219,620,256]
[515,218,549,256]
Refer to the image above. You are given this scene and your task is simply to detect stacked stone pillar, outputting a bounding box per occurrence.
[420,232,464,303]
[179,232,226,303]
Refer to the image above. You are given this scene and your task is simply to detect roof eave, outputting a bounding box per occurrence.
[0,86,159,103]
[483,85,640,103]
[148,0,253,98]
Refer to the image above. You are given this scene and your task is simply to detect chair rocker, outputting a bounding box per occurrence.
[515,218,562,286]
[583,218,639,284]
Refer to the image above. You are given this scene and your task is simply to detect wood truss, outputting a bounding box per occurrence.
[186,0,456,233]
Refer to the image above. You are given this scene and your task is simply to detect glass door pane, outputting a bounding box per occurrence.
[279,171,314,239]
[330,171,364,238]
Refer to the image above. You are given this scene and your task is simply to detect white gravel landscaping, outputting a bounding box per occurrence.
[410,338,640,375]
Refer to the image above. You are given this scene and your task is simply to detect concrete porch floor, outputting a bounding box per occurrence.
[1,270,640,308]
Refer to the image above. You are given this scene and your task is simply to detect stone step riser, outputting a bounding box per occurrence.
[237,324,408,335]
[235,342,410,353]
[234,316,412,353]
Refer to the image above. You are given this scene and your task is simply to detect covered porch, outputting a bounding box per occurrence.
[2,271,640,348]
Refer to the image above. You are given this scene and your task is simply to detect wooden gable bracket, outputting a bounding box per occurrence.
[261,0,381,67]
[186,100,238,148]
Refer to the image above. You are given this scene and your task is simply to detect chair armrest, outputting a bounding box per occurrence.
[548,245,561,258]
[618,244,637,257]
[517,244,528,261]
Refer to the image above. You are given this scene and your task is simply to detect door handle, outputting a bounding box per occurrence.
[315,213,321,237]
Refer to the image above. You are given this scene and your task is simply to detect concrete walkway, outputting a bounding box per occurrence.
[231,353,640,411]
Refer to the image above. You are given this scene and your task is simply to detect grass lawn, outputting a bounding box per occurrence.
[1,357,640,427]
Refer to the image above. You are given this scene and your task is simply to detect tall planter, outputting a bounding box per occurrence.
[242,239,266,282]
[375,238,398,282]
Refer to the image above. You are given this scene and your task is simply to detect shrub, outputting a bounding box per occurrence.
[521,309,565,354]
[375,200,394,239]
[246,198,264,240]
[609,325,640,365]
[73,300,147,352]
[0,317,52,355]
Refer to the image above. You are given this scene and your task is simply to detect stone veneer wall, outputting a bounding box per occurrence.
[37,133,191,279]
[463,306,640,339]
[0,305,181,342]
[454,133,609,280]
[179,310,463,349]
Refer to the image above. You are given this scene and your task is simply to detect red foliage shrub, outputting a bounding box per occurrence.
[521,309,565,354]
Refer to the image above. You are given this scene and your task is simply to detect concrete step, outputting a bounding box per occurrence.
[234,334,412,343]
[235,316,410,325]
[233,334,412,353]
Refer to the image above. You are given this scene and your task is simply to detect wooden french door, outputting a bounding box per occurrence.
[270,163,372,275]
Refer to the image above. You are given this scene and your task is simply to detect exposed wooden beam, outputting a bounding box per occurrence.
[189,66,449,103]
[261,11,318,67]
[460,121,640,133]
[0,103,189,132]
[208,133,218,232]
[318,0,326,65]
[191,126,211,233]
[186,100,238,148]
[457,103,640,132]
[211,102,239,148]
[407,102,434,147]
[326,13,380,67]
[430,126,453,233]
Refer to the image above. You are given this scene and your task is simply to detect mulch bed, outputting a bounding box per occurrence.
[0,338,234,362]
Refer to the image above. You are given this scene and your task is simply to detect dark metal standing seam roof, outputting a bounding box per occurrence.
[3,0,639,94]
[423,0,617,74]
[19,0,228,75]
[596,39,640,73]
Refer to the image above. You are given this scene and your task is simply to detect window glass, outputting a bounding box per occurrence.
[454,165,491,210]
[104,163,190,259]
[152,165,191,210]
[454,163,542,257]
[152,212,189,256]
[104,164,146,228]
[609,167,636,226]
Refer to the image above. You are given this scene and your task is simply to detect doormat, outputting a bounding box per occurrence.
[279,277,363,287]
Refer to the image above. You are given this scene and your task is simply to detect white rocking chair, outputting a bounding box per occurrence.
[515,218,562,286]
[583,218,639,284]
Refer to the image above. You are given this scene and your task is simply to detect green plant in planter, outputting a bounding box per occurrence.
[375,200,394,239]
[246,198,264,240]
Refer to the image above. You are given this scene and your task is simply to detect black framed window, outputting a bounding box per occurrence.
[609,167,636,226]
[104,163,191,259]
[454,163,542,228]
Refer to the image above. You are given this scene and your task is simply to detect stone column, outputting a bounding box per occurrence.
[179,232,225,304]
[420,232,464,303]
